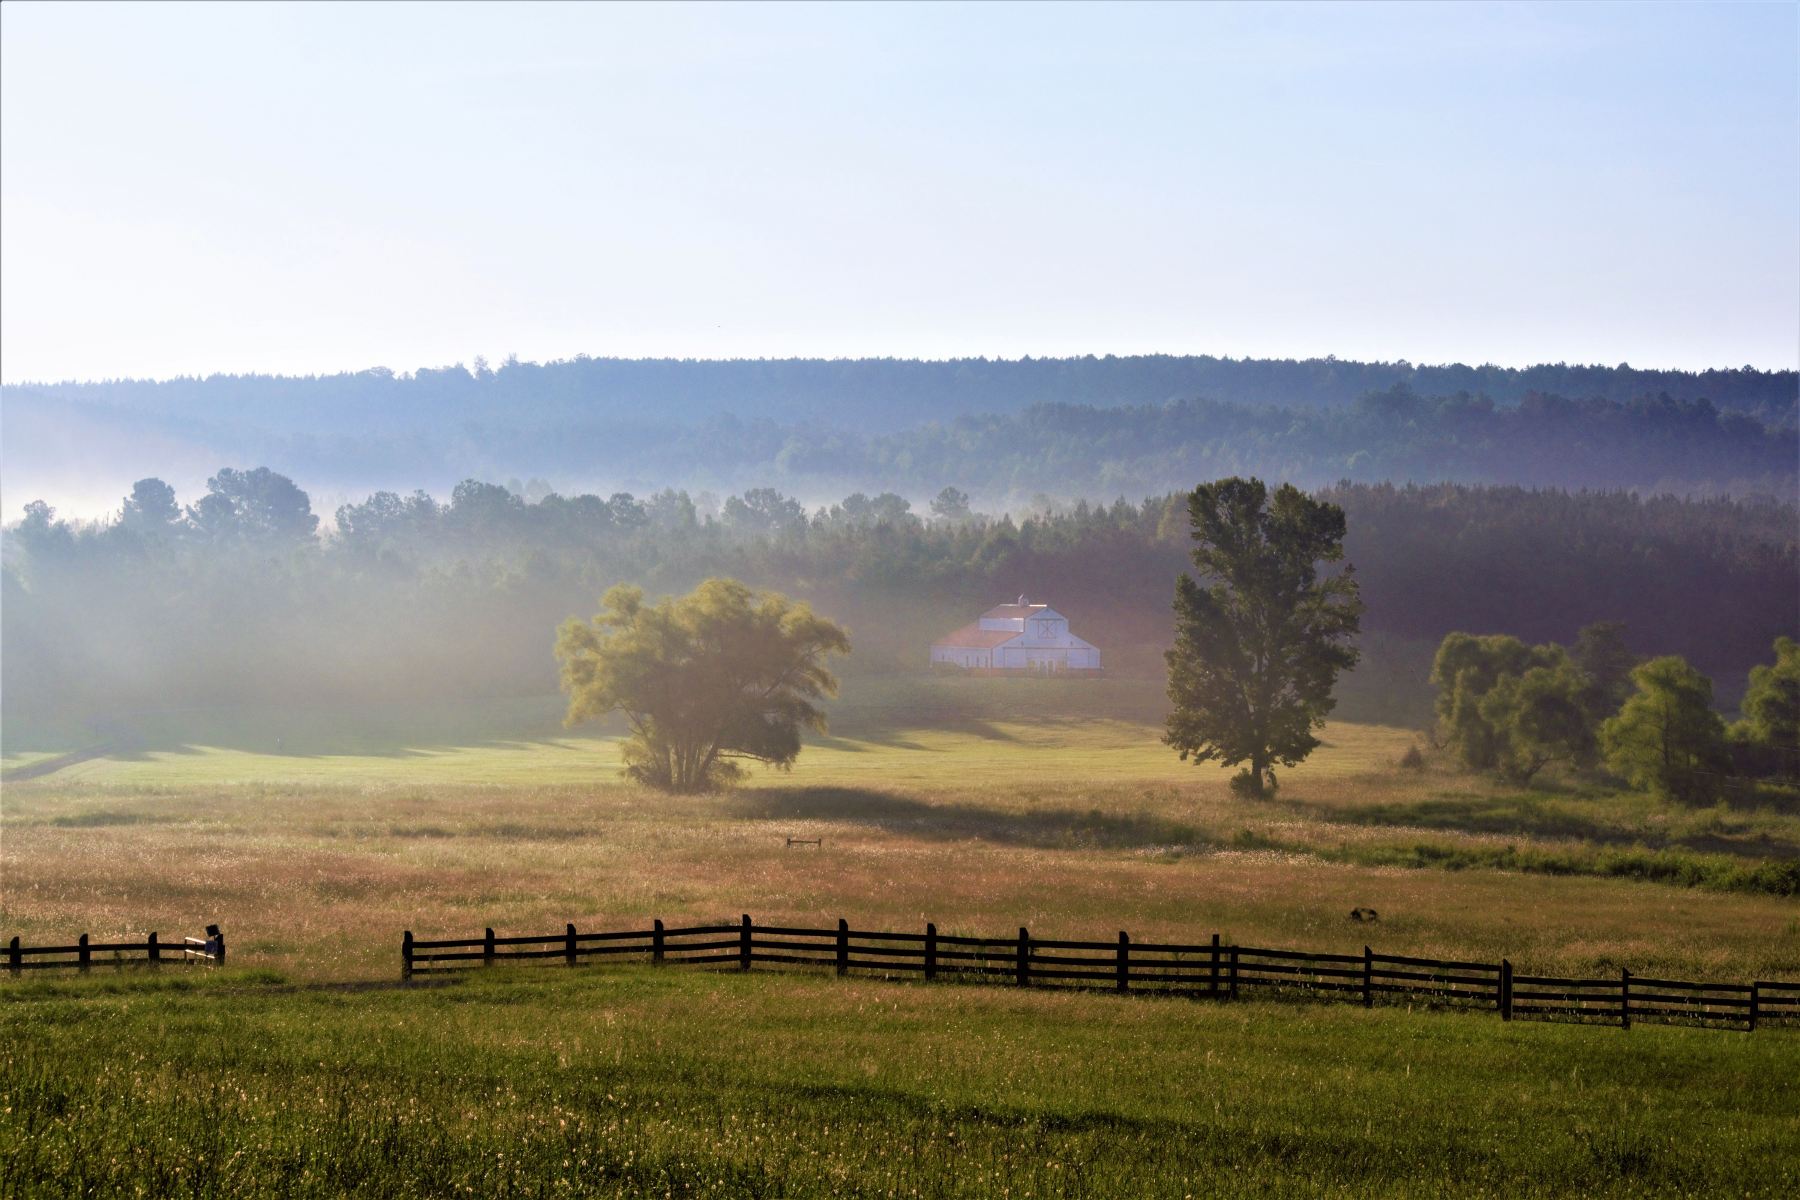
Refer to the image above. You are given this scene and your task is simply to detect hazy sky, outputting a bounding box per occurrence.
[3,1,1796,383]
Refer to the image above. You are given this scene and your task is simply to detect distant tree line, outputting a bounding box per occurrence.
[4,470,1794,730]
[10,353,1794,427]
[5,358,1794,504]
[855,388,1796,499]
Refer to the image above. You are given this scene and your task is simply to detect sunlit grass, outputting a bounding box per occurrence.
[5,677,1798,1195]
[35,734,629,787]
[3,968,1795,1198]
[4,677,1796,983]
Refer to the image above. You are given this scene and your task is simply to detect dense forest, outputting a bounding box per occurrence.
[5,357,1794,509]
[11,355,1796,426]
[5,470,1793,737]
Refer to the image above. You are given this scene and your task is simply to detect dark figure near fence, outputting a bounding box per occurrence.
[204,924,225,962]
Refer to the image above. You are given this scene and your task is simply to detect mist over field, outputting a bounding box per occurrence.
[7,6,1800,1195]
[5,354,1796,749]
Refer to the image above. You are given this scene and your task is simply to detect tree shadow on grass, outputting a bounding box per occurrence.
[13,734,604,776]
[731,785,1207,852]
[93,737,582,762]
[803,734,931,754]
[807,718,1025,753]
[0,698,592,766]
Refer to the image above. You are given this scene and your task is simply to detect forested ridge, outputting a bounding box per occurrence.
[5,356,1794,505]
[11,354,1795,424]
[5,472,1793,733]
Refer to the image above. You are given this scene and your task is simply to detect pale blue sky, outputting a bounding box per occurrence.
[2,0,1795,383]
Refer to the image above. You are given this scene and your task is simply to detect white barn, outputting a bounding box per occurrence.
[930,597,1102,675]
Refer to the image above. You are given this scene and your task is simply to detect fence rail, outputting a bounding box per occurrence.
[400,915,1800,1034]
[5,929,224,974]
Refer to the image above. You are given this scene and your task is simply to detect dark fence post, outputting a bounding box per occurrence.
[402,931,413,982]
[1363,946,1373,1008]
[1227,945,1238,1001]
[1117,932,1130,993]
[836,918,849,977]
[78,933,90,974]
[7,936,18,977]
[925,923,937,981]
[1210,933,1221,998]
[566,923,578,969]
[1501,959,1512,1021]
[653,918,665,965]
[740,914,752,971]
[148,931,159,968]
[483,927,495,969]
[1749,981,1759,1032]
[1621,968,1631,1030]
[1016,927,1030,987]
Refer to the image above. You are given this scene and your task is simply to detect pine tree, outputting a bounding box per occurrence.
[1164,478,1363,797]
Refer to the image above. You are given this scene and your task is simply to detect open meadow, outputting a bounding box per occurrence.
[4,675,1798,1196]
[6,4,1797,1193]
[4,677,1797,979]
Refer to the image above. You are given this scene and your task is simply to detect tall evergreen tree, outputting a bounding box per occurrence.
[1164,477,1363,797]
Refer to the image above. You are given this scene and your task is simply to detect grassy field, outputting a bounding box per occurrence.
[4,967,1797,1198]
[3,677,1797,983]
[4,674,1797,1196]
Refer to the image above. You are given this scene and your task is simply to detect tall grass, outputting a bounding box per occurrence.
[1233,830,1800,896]
[5,685,1797,980]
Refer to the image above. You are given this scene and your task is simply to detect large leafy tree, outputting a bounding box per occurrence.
[201,467,319,540]
[120,478,181,533]
[1571,620,1638,720]
[930,486,972,523]
[1731,636,1800,777]
[1477,661,1598,783]
[1164,477,1362,797]
[722,488,807,537]
[1601,656,1731,805]
[15,500,74,560]
[556,578,851,793]
[1430,633,1568,770]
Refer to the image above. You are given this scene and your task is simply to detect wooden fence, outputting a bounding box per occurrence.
[5,930,224,974]
[402,915,1800,1034]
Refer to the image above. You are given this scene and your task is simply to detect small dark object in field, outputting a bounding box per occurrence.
[1399,744,1425,769]
[1349,907,1379,923]
[785,837,822,848]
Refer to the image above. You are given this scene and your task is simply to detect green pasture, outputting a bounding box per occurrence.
[0,675,1416,790]
[5,674,1799,1197]
[12,719,1406,790]
[3,966,1796,1199]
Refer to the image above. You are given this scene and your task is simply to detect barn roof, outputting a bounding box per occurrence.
[931,622,1023,649]
[981,603,1050,619]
